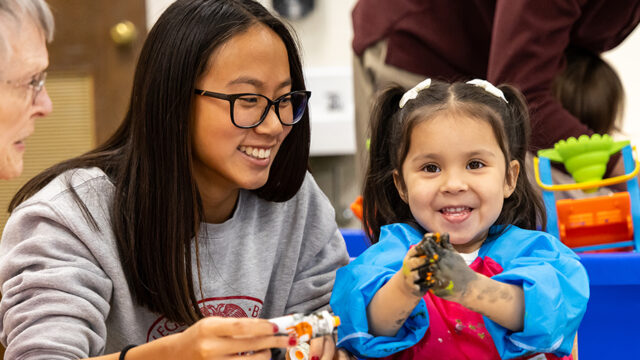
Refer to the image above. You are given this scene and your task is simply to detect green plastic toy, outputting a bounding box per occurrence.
[537,134,629,192]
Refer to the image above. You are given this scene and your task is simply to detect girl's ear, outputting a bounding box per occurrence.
[504,159,520,198]
[393,169,409,203]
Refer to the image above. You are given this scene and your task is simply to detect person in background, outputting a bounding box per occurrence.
[331,79,588,359]
[0,0,53,180]
[0,0,350,359]
[351,0,640,192]
[526,46,627,200]
[552,47,625,137]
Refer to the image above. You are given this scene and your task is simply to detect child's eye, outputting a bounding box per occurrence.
[423,164,440,173]
[467,160,485,170]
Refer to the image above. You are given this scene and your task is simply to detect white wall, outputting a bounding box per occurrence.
[258,0,357,68]
[145,0,174,31]
[603,26,640,144]
[146,0,356,68]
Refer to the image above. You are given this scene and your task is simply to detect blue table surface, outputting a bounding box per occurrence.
[579,251,640,285]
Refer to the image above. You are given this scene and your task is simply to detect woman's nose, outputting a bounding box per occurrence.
[33,86,53,117]
[254,105,284,135]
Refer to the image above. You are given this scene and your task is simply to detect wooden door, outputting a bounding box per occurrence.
[0,1,146,357]
[47,0,147,143]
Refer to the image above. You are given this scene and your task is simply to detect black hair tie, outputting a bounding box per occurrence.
[119,344,137,360]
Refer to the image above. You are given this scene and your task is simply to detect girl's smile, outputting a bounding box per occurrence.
[439,205,473,224]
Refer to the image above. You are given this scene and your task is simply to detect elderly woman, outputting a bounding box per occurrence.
[0,0,53,179]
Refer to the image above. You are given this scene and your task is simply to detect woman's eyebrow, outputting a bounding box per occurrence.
[228,77,262,87]
[276,79,292,89]
[227,77,292,89]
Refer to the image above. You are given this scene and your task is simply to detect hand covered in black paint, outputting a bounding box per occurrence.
[411,233,477,302]
[399,238,432,298]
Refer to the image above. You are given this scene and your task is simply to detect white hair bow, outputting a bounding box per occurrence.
[466,79,508,103]
[399,78,432,108]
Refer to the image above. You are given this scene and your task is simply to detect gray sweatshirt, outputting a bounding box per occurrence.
[0,167,349,359]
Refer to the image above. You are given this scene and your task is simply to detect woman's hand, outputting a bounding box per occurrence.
[164,316,295,359]
[284,334,335,360]
[334,348,357,360]
[285,335,353,360]
[309,334,335,360]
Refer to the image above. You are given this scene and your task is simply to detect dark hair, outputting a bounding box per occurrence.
[362,80,546,243]
[9,0,310,324]
[552,46,625,134]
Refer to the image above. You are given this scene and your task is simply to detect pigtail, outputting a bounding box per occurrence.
[498,84,547,230]
[362,86,414,243]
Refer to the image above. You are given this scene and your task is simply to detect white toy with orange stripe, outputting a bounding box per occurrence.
[269,310,341,360]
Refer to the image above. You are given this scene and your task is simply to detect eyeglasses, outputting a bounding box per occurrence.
[2,71,47,105]
[193,89,311,129]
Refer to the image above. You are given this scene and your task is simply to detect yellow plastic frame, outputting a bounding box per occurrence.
[534,146,640,192]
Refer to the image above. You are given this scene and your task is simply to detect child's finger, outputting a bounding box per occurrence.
[438,233,455,251]
[415,233,438,256]
[414,263,431,280]
[402,253,426,277]
[406,244,420,257]
[430,238,452,260]
[414,261,441,285]
[421,237,442,262]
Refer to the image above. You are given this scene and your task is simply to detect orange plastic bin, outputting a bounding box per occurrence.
[556,192,634,251]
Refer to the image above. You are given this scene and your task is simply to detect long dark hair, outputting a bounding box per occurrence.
[552,46,624,134]
[363,80,545,243]
[9,0,310,324]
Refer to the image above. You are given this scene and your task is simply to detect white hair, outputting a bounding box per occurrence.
[0,0,54,60]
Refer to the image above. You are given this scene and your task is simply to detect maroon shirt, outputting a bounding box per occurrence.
[353,0,640,171]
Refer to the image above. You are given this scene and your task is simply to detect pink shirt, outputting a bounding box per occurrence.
[379,255,571,360]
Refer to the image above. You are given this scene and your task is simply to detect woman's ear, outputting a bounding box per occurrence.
[504,159,520,198]
[393,169,409,203]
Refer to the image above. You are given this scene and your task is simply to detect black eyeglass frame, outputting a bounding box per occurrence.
[193,89,311,129]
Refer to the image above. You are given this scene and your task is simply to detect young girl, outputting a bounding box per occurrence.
[0,1,349,359]
[330,79,589,359]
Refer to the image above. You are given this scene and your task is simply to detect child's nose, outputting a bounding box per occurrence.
[439,172,469,193]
